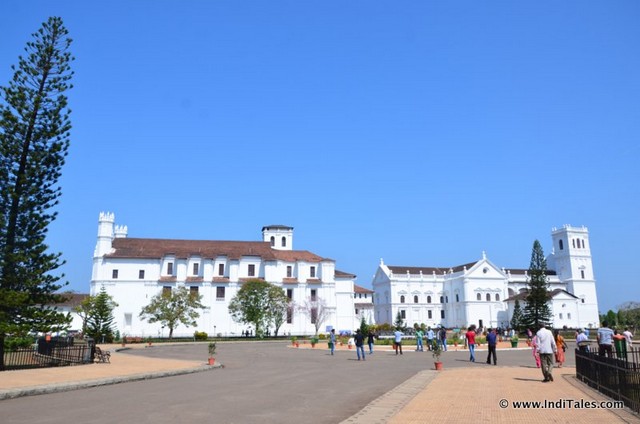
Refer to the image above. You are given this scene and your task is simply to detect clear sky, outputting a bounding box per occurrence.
[2,1,638,314]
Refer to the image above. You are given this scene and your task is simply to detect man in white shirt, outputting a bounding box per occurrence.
[623,327,633,348]
[536,323,557,383]
[394,329,404,355]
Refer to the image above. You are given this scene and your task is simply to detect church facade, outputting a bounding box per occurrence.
[91,212,361,338]
[372,225,600,330]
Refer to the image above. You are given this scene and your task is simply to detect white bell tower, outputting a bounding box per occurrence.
[549,225,600,328]
[262,225,293,250]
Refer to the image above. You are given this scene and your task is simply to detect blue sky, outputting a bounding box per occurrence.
[2,1,638,314]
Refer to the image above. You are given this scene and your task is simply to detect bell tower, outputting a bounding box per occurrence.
[549,225,600,328]
[262,225,293,250]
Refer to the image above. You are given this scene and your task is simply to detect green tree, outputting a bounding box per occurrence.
[85,287,118,343]
[510,299,524,332]
[394,311,405,331]
[228,279,273,338]
[359,316,369,335]
[266,284,289,337]
[603,309,617,327]
[522,240,553,330]
[618,302,640,329]
[73,294,94,334]
[0,17,74,370]
[139,287,205,339]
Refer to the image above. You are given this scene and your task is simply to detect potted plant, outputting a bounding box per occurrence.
[291,336,298,347]
[310,336,319,348]
[510,335,519,348]
[432,340,443,370]
[208,341,217,365]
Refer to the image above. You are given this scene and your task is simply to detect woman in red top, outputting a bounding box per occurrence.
[466,325,477,362]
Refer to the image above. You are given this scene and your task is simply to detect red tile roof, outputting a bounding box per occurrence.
[106,237,331,263]
[354,284,373,294]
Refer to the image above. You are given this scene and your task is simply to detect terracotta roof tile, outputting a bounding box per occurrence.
[335,269,356,279]
[354,284,373,294]
[282,278,299,284]
[212,277,230,283]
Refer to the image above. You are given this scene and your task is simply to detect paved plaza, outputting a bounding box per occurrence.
[1,341,637,423]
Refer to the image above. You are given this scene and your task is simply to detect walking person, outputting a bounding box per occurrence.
[554,329,567,367]
[354,329,366,361]
[439,327,448,352]
[367,330,376,354]
[536,323,557,382]
[394,328,404,355]
[329,329,336,356]
[486,328,497,365]
[531,334,541,368]
[465,325,476,362]
[415,328,424,352]
[576,328,590,352]
[623,327,634,348]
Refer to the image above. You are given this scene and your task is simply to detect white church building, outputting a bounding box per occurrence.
[90,212,361,338]
[372,225,600,330]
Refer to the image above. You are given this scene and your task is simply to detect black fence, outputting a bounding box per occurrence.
[575,345,640,414]
[2,337,94,371]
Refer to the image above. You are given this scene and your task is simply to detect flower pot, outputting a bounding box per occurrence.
[295,342,299,348]
[208,357,215,365]
[511,341,518,348]
[434,361,443,371]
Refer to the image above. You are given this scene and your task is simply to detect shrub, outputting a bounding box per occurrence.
[194,331,208,341]
[4,336,35,351]
[318,333,326,340]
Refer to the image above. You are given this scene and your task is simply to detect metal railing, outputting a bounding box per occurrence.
[575,345,640,414]
[2,338,94,371]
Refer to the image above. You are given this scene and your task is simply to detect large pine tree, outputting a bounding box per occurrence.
[0,17,74,369]
[522,240,553,330]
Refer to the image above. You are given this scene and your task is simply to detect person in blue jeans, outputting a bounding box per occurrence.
[367,331,376,354]
[329,329,336,355]
[415,328,424,352]
[354,329,366,361]
[466,325,477,362]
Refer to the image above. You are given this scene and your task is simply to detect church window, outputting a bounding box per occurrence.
[193,263,199,276]
[559,239,564,250]
[428,310,432,319]
[270,236,275,247]
[477,293,481,301]
[124,313,132,326]
[568,313,571,319]
[190,286,199,297]
[445,296,449,303]
[582,298,585,303]
[216,286,225,300]
[112,269,118,279]
[248,264,255,277]
[427,296,432,303]
[486,293,491,301]
[281,236,287,247]
[167,262,173,275]
[400,295,405,303]
[440,296,444,304]
[572,239,576,248]
[218,263,225,276]
[162,286,171,296]
[559,313,563,319]
[414,295,419,303]
[456,294,459,302]
[311,289,317,301]
[400,310,406,319]
[495,294,500,301]
[287,266,292,278]
[581,270,585,279]
[310,266,316,278]
[139,270,145,279]
[441,310,445,319]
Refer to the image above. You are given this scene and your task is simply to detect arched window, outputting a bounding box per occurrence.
[414,295,419,303]
[456,294,459,302]
[400,295,405,303]
[270,236,275,247]
[445,296,448,303]
[427,296,432,303]
[495,294,500,301]
[281,236,287,247]
[477,293,481,301]
[439,296,444,304]
[558,239,564,250]
[486,293,491,301]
